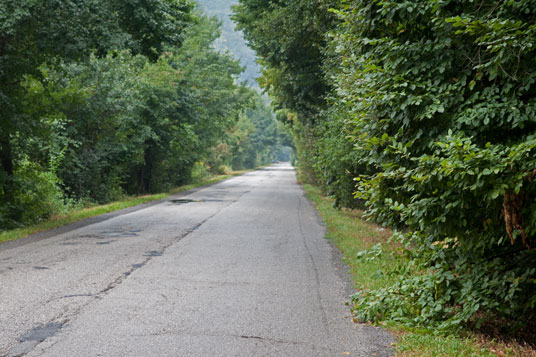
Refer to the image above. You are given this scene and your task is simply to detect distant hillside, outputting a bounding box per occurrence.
[196,0,261,89]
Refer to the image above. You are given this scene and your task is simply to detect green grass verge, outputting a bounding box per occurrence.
[303,183,527,357]
[0,170,250,245]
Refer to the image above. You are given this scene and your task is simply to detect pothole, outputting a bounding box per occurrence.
[168,199,197,205]
[19,322,64,343]
[10,322,65,357]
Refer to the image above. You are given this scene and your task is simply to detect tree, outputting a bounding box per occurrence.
[232,0,337,118]
[0,0,194,227]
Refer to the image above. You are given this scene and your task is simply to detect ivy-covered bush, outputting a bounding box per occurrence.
[331,0,536,329]
[311,106,364,208]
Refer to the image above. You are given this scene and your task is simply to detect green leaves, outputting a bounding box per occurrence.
[113,0,194,60]
[233,0,338,117]
[356,243,383,262]
[332,0,536,330]
[1,0,196,227]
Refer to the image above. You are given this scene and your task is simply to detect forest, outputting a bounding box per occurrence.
[0,0,289,232]
[233,0,536,336]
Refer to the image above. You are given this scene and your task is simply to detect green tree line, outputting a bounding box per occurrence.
[0,0,289,231]
[234,0,536,333]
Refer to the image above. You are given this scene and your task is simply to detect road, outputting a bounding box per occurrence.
[0,163,392,356]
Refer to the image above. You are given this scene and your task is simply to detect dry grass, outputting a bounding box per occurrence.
[473,334,536,357]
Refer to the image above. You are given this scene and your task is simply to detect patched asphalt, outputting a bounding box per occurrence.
[0,163,393,356]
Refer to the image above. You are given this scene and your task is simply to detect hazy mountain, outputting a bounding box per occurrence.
[196,0,261,89]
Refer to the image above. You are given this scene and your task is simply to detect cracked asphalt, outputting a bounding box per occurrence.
[0,163,393,356]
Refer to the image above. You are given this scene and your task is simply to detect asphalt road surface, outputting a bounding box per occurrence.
[0,163,392,356]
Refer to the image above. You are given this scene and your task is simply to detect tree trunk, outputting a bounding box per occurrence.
[0,137,14,203]
[137,166,144,195]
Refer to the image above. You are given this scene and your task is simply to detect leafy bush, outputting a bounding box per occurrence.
[191,162,212,182]
[311,106,365,208]
[9,160,65,228]
[334,0,536,330]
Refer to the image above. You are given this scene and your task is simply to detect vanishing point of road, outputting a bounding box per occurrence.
[0,163,392,356]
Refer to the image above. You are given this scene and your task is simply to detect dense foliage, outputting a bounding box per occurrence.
[0,0,287,231]
[234,0,536,333]
[233,0,337,117]
[338,0,536,331]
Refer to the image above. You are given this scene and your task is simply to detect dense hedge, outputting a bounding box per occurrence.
[234,0,536,332]
[336,0,536,330]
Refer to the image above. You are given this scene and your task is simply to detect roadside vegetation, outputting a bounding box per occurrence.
[304,184,535,356]
[0,0,291,235]
[0,168,250,245]
[234,0,536,354]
